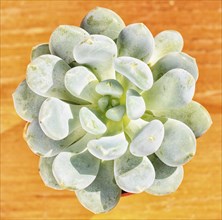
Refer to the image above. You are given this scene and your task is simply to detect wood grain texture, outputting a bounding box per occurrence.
[1,0,221,219]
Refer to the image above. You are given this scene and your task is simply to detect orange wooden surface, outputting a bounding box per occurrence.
[1,0,221,219]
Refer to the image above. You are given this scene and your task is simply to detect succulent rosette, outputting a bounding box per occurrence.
[13,7,212,214]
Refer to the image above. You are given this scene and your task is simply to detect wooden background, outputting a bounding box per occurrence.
[1,0,221,219]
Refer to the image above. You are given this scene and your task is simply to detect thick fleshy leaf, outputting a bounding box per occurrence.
[105,105,125,122]
[130,120,164,156]
[117,23,154,63]
[64,66,99,103]
[146,154,184,195]
[31,43,50,61]
[39,98,82,140]
[142,68,195,110]
[151,52,199,81]
[149,30,183,65]
[76,161,121,214]
[39,157,62,190]
[73,35,117,81]
[146,167,184,195]
[24,120,85,157]
[111,98,120,107]
[124,118,148,139]
[79,107,107,135]
[152,101,212,138]
[80,7,125,40]
[52,150,100,190]
[26,55,82,102]
[148,154,177,179]
[66,133,96,154]
[114,149,155,193]
[95,79,123,98]
[156,119,196,166]
[106,120,124,136]
[126,89,145,120]
[12,80,45,122]
[87,132,128,160]
[49,25,89,64]
[97,96,110,112]
[114,57,153,91]
[142,110,168,124]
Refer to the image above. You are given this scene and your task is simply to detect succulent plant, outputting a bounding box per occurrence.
[13,7,212,214]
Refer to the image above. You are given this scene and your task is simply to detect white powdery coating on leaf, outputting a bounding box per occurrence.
[142,68,195,110]
[79,107,107,135]
[126,89,146,120]
[81,7,125,40]
[12,80,45,122]
[114,150,155,193]
[146,158,184,196]
[130,120,164,157]
[26,54,77,102]
[73,35,117,81]
[87,132,128,160]
[151,52,199,81]
[114,56,153,91]
[24,119,84,157]
[39,156,62,190]
[156,119,196,167]
[95,79,124,98]
[52,150,100,190]
[76,161,121,214]
[31,43,50,61]
[117,23,155,63]
[49,25,89,64]
[39,98,82,140]
[149,30,183,65]
[65,66,99,103]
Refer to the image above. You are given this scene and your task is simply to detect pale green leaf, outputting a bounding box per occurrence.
[148,154,177,179]
[111,98,120,107]
[64,66,100,103]
[114,56,153,91]
[152,101,212,138]
[117,23,154,63]
[12,80,45,122]
[142,110,168,124]
[26,55,84,103]
[124,118,148,139]
[66,133,96,154]
[52,150,100,190]
[49,25,89,64]
[24,120,85,157]
[146,154,184,195]
[76,161,121,214]
[95,79,123,98]
[79,107,107,135]
[149,30,183,65]
[39,98,82,140]
[156,119,196,166]
[105,105,125,122]
[97,96,110,112]
[142,68,195,110]
[73,35,117,81]
[151,52,198,81]
[80,7,125,40]
[126,89,145,120]
[105,120,124,136]
[87,132,128,160]
[31,43,50,61]
[130,120,164,156]
[39,157,62,190]
[114,149,155,193]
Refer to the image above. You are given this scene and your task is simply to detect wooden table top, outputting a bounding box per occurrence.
[1,1,221,219]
